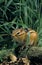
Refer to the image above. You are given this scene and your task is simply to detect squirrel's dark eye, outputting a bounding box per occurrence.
[17,32,20,34]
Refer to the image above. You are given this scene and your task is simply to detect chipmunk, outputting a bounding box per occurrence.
[12,28,38,46]
[12,28,38,57]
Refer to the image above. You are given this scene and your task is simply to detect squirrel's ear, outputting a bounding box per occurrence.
[24,28,32,32]
[24,28,29,32]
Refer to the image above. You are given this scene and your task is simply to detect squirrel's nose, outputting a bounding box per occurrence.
[11,31,15,37]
